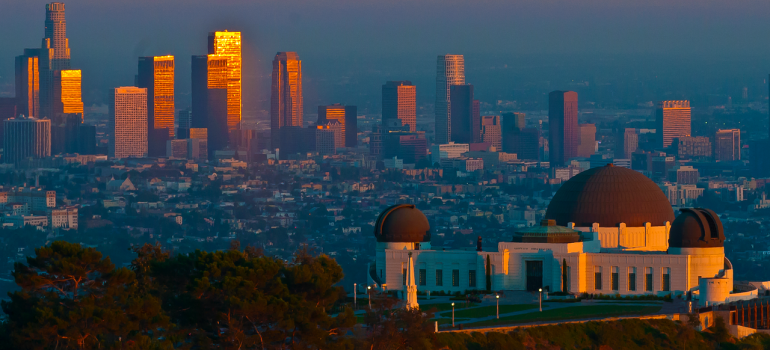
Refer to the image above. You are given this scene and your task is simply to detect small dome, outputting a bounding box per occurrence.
[545,164,675,227]
[669,208,725,248]
[374,204,430,243]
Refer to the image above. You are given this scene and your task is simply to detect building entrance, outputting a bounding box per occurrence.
[526,260,543,291]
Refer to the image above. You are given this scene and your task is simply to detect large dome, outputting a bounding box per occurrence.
[544,164,675,227]
[374,204,430,242]
[668,208,725,248]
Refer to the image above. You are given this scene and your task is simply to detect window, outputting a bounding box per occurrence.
[628,267,636,291]
[611,266,619,291]
[469,270,477,287]
[419,269,426,286]
[594,266,602,290]
[645,267,653,292]
[436,269,443,286]
[452,269,460,287]
[402,268,406,285]
[662,267,671,291]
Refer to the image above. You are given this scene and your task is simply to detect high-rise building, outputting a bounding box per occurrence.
[480,115,501,150]
[3,116,51,164]
[548,91,578,166]
[39,3,73,121]
[382,81,416,132]
[0,99,18,148]
[15,50,40,118]
[52,69,83,119]
[318,104,357,147]
[137,56,175,137]
[109,87,147,159]
[435,54,465,144]
[656,100,691,148]
[177,108,192,131]
[471,99,481,143]
[501,112,526,154]
[518,128,540,161]
[577,123,596,158]
[208,31,241,132]
[191,55,228,154]
[271,52,303,149]
[615,128,639,159]
[714,129,741,162]
[315,125,338,155]
[449,84,474,143]
[675,136,711,159]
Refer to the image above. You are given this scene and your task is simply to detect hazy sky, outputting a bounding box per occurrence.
[1,0,769,114]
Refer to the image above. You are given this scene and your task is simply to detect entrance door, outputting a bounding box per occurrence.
[526,260,543,291]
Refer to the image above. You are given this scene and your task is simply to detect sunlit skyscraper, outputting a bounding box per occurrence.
[382,81,416,132]
[435,54,465,144]
[53,70,82,116]
[15,49,40,118]
[271,52,303,149]
[208,31,241,132]
[549,90,578,167]
[109,87,147,159]
[656,100,691,148]
[318,104,357,148]
[138,56,174,156]
[43,2,70,70]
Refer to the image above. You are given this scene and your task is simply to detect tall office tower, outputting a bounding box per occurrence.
[449,84,474,143]
[208,31,241,132]
[480,115,501,150]
[109,87,147,159]
[714,129,741,162]
[576,123,596,158]
[137,56,175,136]
[471,99,481,143]
[548,91,578,166]
[3,116,51,164]
[271,52,303,149]
[435,54,465,144]
[615,128,639,159]
[192,55,228,154]
[0,99,17,146]
[382,81,417,132]
[318,104,357,147]
[15,50,40,117]
[52,69,83,119]
[501,112,526,154]
[518,128,540,160]
[177,108,192,131]
[39,3,72,120]
[51,113,80,154]
[656,100,691,148]
[675,136,711,159]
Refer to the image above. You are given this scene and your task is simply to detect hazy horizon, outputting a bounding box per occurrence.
[1,0,769,116]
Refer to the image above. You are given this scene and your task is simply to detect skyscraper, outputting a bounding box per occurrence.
[656,100,691,148]
[577,123,596,158]
[177,108,192,131]
[138,56,174,156]
[15,49,40,118]
[208,31,241,132]
[501,112,526,154]
[318,104,357,147]
[548,91,578,167]
[615,128,639,159]
[52,69,83,119]
[109,87,147,159]
[471,99,481,143]
[382,81,417,132]
[191,55,228,154]
[271,52,303,149]
[3,116,51,164]
[449,84,474,143]
[435,54,465,144]
[39,2,73,120]
[480,115,501,150]
[714,129,741,162]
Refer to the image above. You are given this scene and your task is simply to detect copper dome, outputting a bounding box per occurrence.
[544,164,675,227]
[374,204,431,242]
[668,208,725,248]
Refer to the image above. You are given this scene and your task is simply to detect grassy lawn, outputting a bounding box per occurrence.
[439,304,542,318]
[464,304,661,328]
[420,302,479,313]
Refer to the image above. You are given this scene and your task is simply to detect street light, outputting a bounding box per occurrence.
[451,302,455,327]
[538,288,543,312]
[368,286,372,310]
[354,283,357,310]
[496,294,500,319]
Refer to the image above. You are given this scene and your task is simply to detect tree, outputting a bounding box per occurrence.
[710,316,732,343]
[362,295,436,349]
[1,241,171,349]
[686,313,701,329]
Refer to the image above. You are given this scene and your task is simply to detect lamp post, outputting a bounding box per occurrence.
[368,286,372,310]
[496,294,500,319]
[538,288,543,312]
[451,302,455,327]
[354,283,357,310]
